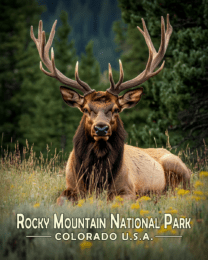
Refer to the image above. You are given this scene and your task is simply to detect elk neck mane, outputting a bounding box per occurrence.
[73,115,127,189]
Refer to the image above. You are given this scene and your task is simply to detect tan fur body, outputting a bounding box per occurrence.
[57,145,191,204]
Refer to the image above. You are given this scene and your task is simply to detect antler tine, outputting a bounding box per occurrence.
[40,30,46,61]
[139,18,156,55]
[45,20,57,54]
[108,63,116,90]
[31,20,94,96]
[115,60,124,88]
[38,20,43,45]
[75,62,95,94]
[107,60,124,95]
[107,14,172,96]
[165,14,173,50]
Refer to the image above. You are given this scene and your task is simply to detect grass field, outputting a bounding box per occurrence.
[0,142,207,260]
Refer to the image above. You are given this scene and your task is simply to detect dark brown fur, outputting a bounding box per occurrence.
[73,115,127,192]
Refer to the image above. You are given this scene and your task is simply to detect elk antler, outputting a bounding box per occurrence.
[30,20,95,96]
[107,14,173,96]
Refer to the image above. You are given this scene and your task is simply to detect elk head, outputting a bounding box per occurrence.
[30,15,172,143]
[59,82,143,142]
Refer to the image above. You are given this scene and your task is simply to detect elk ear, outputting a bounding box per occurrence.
[60,86,84,110]
[118,87,143,111]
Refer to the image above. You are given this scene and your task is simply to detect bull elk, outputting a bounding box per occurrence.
[31,15,191,205]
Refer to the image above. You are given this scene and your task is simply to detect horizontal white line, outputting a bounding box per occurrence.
[26,236,51,238]
[155,235,182,238]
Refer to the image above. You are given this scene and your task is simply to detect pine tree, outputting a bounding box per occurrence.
[79,40,101,89]
[0,0,44,154]
[117,0,208,149]
[54,11,80,153]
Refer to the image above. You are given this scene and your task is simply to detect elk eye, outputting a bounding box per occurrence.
[114,108,119,113]
[83,108,88,113]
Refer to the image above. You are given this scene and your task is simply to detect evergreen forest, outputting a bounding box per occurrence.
[1,0,207,158]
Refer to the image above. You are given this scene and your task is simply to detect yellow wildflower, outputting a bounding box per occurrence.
[10,185,14,189]
[165,225,172,231]
[138,196,151,201]
[158,211,162,214]
[111,202,121,208]
[131,203,140,210]
[191,196,206,201]
[157,229,164,234]
[199,171,208,178]
[193,191,204,196]
[77,199,85,207]
[165,209,178,214]
[135,228,143,233]
[80,240,92,250]
[194,181,204,188]
[88,197,93,204]
[184,190,190,195]
[140,210,150,216]
[158,224,172,234]
[115,195,124,202]
[33,203,40,208]
[177,189,190,196]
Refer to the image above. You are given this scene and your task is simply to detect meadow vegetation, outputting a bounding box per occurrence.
[0,141,207,260]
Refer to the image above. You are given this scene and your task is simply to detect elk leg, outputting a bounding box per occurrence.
[160,154,191,190]
[57,189,78,206]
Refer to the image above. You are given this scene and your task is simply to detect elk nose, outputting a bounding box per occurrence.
[94,125,109,136]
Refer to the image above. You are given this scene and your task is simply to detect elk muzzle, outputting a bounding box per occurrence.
[94,125,109,136]
[93,123,110,141]
[92,110,111,141]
